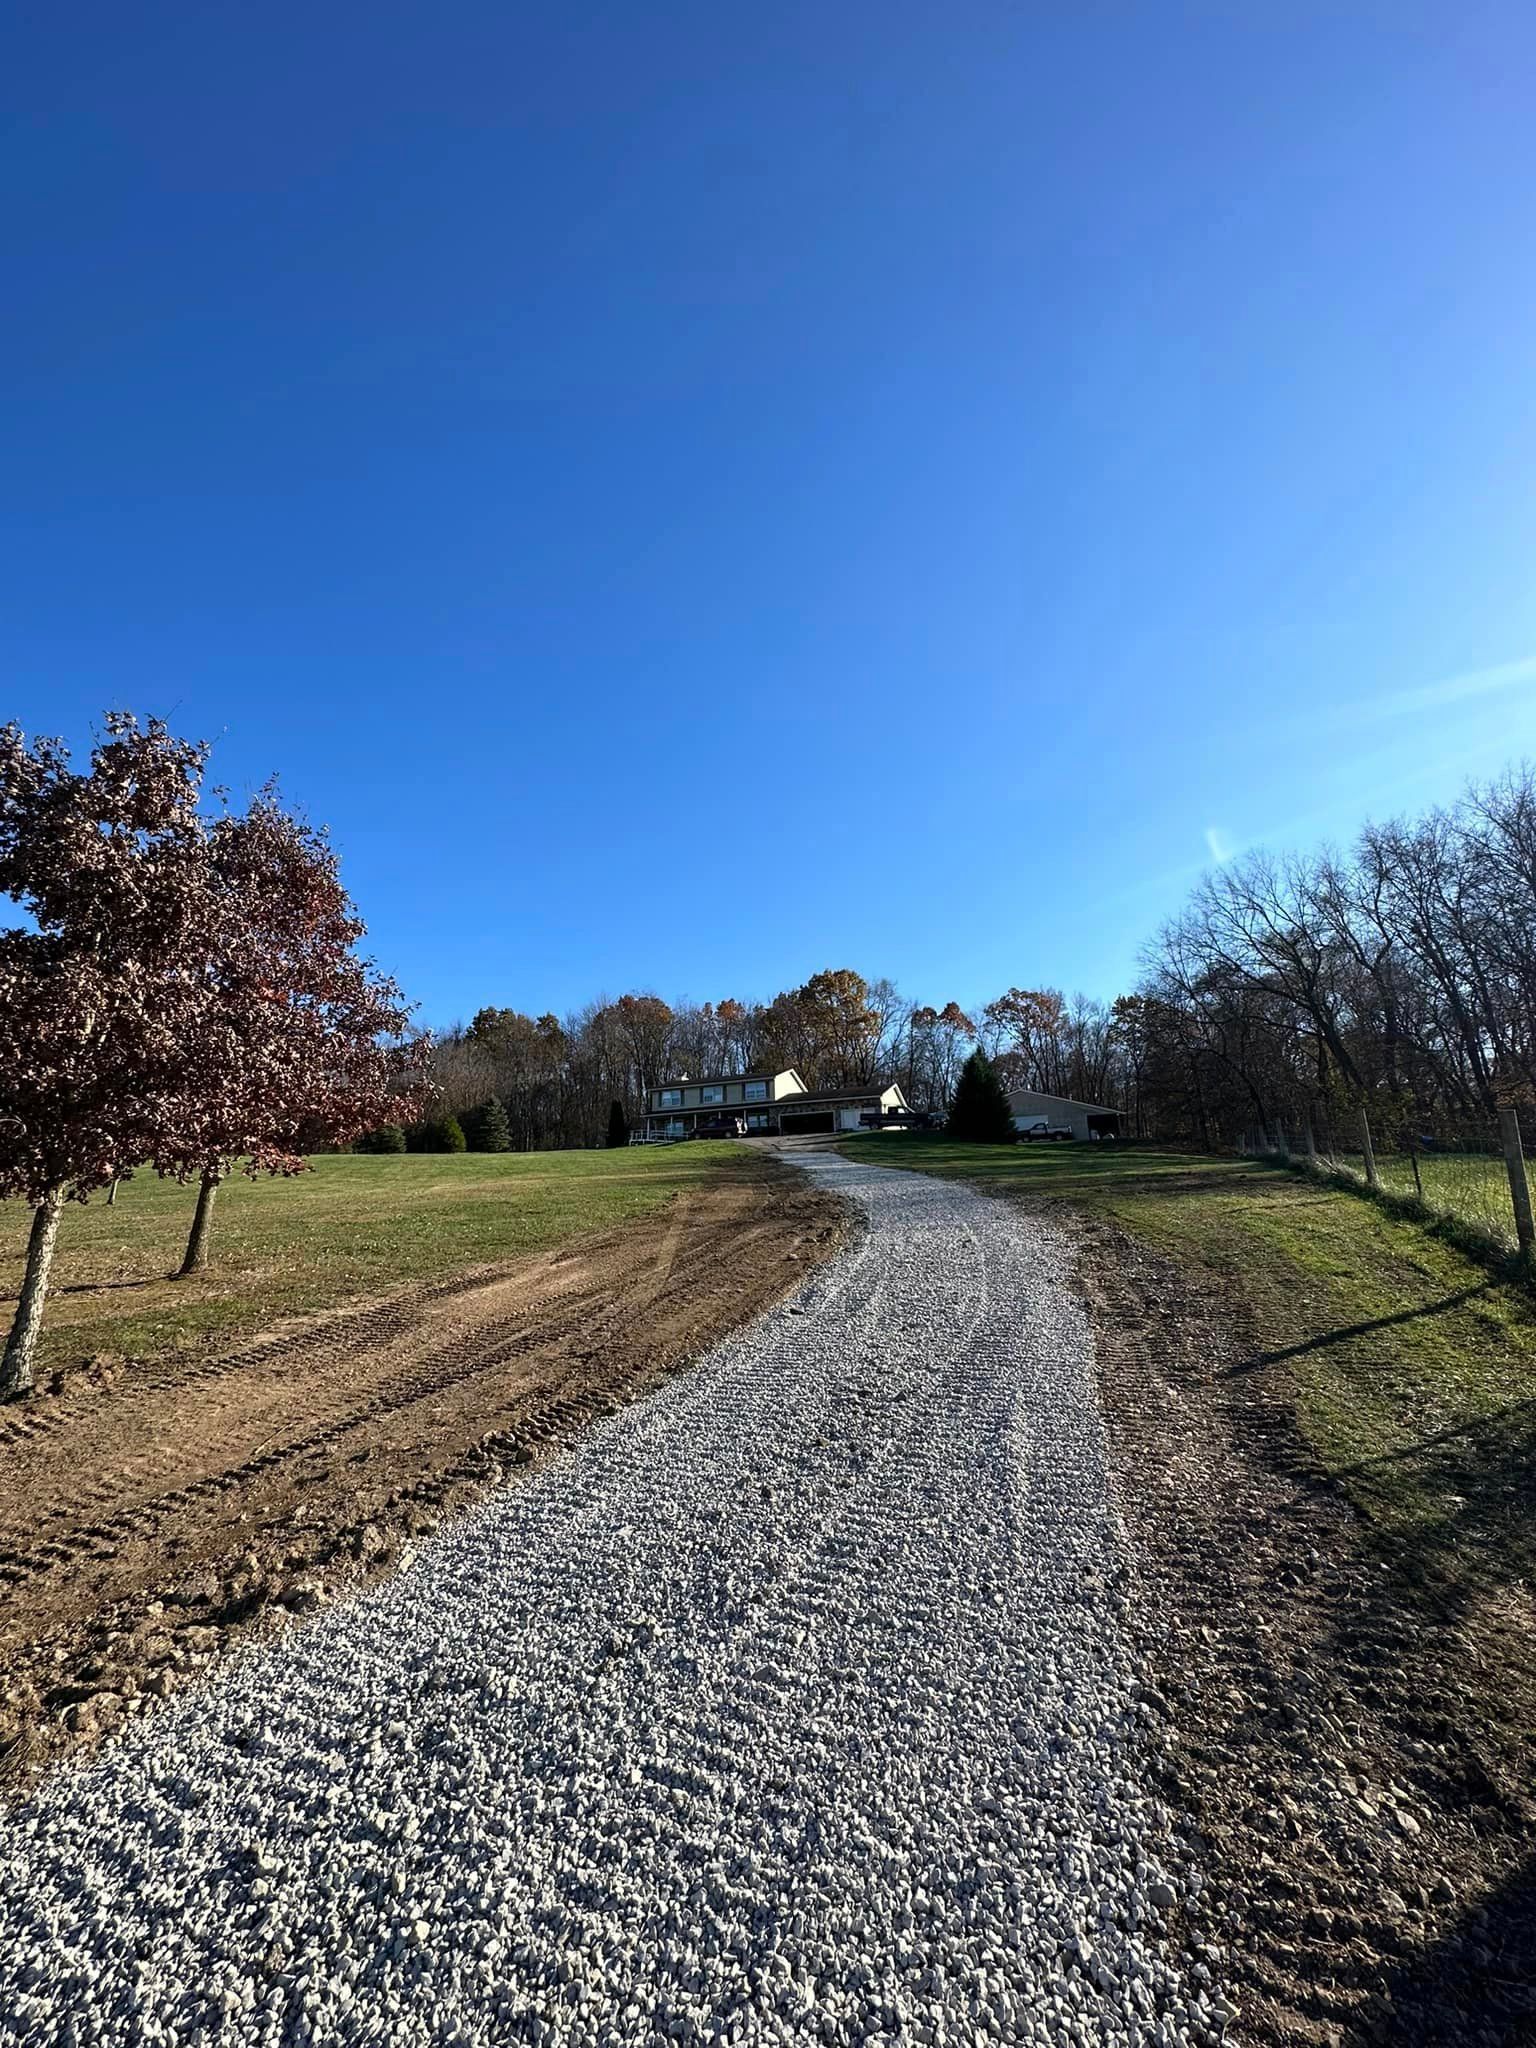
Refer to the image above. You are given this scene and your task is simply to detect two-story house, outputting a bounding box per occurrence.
[635,1068,909,1141]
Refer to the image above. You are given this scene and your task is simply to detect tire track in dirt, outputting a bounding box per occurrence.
[0,1159,847,1794]
[0,1153,1207,2048]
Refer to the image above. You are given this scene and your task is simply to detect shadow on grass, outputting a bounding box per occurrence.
[55,1277,167,1297]
[1223,1285,1494,1375]
[0,1276,167,1305]
[1355,1395,1536,1615]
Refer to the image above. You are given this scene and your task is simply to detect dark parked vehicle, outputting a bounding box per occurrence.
[1021,1120,1074,1143]
[692,1115,746,1139]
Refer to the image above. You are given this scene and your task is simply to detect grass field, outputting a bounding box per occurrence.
[1322,1146,1528,1250]
[0,1146,758,1378]
[840,1135,1536,1617]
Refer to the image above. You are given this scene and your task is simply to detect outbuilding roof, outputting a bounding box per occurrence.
[1006,1088,1119,1115]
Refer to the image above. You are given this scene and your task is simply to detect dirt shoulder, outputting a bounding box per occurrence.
[0,1157,847,1796]
[1071,1206,1536,2048]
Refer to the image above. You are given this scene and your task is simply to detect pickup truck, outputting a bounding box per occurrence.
[1019,1120,1074,1143]
[691,1115,747,1140]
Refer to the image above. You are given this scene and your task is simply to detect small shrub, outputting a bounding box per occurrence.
[407,1116,467,1154]
[355,1123,407,1155]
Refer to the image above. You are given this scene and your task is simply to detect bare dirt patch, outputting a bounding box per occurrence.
[0,1159,846,1795]
[1071,1209,1536,2048]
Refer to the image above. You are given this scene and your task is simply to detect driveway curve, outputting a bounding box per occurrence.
[0,1154,1217,2048]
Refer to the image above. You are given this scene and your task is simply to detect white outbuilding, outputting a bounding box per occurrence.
[1007,1088,1122,1141]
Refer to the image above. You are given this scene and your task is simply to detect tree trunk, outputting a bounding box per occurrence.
[178,1170,223,1278]
[2,1186,66,1399]
[106,1176,119,1207]
[1358,1105,1380,1189]
[1498,1106,1535,1259]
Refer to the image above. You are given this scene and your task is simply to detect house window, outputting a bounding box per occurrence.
[665,1119,686,1139]
[659,1088,682,1109]
[701,1085,723,1104]
[745,1111,769,1130]
[744,1080,768,1101]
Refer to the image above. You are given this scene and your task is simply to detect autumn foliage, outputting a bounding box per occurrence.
[153,789,426,1275]
[0,716,426,1397]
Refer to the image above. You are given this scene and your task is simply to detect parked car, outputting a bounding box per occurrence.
[692,1115,746,1139]
[1020,1120,1074,1143]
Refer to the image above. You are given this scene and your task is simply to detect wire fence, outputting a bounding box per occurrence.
[1242,1104,1536,1263]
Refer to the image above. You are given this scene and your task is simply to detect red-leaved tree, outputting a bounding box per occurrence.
[156,786,430,1277]
[0,716,218,1396]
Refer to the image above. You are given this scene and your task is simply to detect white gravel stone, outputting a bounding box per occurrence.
[0,1154,1215,2046]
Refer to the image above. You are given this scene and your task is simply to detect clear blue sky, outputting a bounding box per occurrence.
[9,2,1536,1028]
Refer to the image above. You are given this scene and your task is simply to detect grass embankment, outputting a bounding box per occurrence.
[0,1145,755,1379]
[841,1135,1536,1619]
[1323,1147,1526,1256]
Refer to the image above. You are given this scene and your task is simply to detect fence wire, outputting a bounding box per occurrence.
[1244,1106,1535,1259]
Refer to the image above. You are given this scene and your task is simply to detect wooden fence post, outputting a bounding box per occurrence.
[1497,1106,1535,1259]
[1358,1105,1380,1190]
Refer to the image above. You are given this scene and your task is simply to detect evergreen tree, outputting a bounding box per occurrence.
[464,1097,511,1153]
[606,1100,630,1149]
[356,1122,407,1154]
[946,1050,1015,1143]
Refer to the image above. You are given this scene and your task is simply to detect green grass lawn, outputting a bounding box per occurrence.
[1,1145,757,1376]
[841,1135,1536,1622]
[1325,1146,1527,1249]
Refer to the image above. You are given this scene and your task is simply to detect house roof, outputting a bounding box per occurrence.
[778,1085,907,1106]
[644,1080,908,1114]
[654,1068,803,1091]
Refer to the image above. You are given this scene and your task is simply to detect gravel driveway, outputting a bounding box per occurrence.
[0,1155,1220,2047]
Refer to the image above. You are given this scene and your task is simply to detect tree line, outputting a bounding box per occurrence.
[417,969,1126,1150]
[419,766,1536,1162]
[422,974,985,1151]
[1136,768,1536,1149]
[0,716,426,1398]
